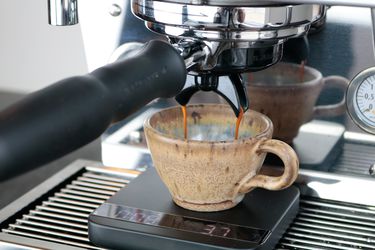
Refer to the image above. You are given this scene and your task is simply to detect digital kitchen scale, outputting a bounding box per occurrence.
[88,167,299,250]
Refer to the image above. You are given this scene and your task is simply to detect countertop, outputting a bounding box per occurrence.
[0,91,101,209]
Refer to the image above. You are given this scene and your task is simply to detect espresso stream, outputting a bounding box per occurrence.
[181,105,188,139]
[181,106,244,140]
[235,107,244,140]
[299,60,306,82]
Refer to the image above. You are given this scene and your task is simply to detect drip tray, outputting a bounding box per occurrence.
[1,160,375,249]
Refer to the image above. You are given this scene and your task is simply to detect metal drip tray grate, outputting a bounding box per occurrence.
[2,160,375,249]
[1,164,140,249]
[277,197,375,250]
[330,141,375,176]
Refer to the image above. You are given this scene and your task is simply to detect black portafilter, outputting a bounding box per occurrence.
[0,40,186,181]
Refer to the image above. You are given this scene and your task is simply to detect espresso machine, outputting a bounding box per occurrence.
[0,0,327,180]
[1,0,375,250]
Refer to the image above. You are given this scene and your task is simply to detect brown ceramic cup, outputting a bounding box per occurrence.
[246,62,349,144]
[144,104,299,212]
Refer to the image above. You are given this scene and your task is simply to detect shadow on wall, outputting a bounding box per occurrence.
[0,0,87,93]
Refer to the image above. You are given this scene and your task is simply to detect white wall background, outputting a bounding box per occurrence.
[0,0,88,93]
[1,3,373,94]
[0,0,125,94]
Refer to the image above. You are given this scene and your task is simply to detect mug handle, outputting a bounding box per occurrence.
[313,76,349,118]
[238,139,299,193]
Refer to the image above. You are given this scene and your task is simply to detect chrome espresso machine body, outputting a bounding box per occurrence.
[2,0,375,250]
[51,0,325,117]
[0,0,327,180]
[130,0,324,115]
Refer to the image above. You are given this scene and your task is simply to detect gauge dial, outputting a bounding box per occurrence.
[347,67,375,134]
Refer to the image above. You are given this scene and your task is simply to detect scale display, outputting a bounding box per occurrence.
[93,203,268,244]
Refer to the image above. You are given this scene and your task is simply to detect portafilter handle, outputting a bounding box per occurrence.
[0,40,186,181]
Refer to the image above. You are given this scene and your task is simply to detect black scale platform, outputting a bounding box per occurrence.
[89,167,299,250]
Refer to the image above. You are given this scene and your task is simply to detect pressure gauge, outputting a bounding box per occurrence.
[347,67,375,134]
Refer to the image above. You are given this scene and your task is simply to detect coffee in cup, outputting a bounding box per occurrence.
[144,104,299,212]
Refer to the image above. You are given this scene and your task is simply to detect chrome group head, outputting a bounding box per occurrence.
[48,0,325,115]
[131,0,324,115]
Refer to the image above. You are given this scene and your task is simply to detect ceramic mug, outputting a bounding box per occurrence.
[246,62,349,144]
[144,104,299,212]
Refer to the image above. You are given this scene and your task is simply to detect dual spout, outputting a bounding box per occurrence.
[174,40,250,116]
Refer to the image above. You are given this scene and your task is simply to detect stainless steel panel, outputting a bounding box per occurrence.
[268,0,375,7]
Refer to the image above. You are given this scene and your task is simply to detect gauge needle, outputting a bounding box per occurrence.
[364,109,375,115]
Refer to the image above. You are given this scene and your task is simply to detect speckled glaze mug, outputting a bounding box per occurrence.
[144,104,299,212]
[246,62,348,144]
